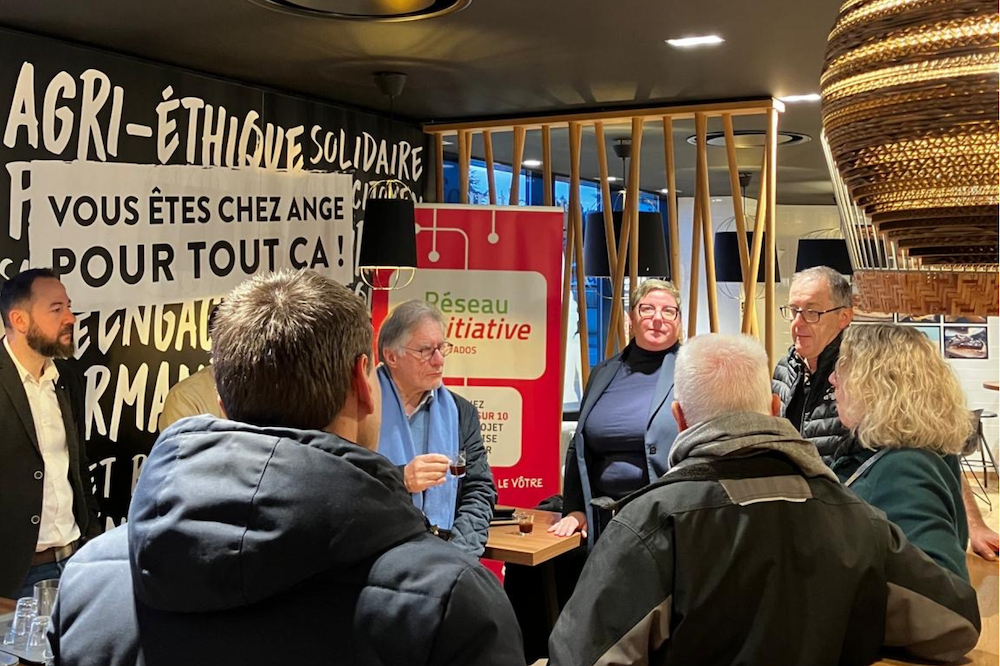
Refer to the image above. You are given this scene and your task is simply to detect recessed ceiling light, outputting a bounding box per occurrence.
[666,35,724,48]
[247,0,470,22]
[712,198,723,203]
[686,129,811,147]
[606,176,619,182]
[778,93,822,103]
[660,188,670,194]
[441,139,453,146]
[522,159,542,168]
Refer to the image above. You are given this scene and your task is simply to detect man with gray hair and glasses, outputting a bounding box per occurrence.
[377,299,496,556]
[773,266,999,560]
[550,333,980,666]
[772,265,854,457]
[50,271,523,666]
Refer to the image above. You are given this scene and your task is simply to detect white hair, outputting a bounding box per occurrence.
[674,334,772,426]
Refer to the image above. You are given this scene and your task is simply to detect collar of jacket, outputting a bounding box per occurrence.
[667,411,839,482]
[788,330,844,379]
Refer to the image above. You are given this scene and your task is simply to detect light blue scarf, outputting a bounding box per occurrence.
[377,366,460,530]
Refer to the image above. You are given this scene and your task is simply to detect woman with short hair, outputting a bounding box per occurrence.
[550,279,684,546]
[829,323,972,579]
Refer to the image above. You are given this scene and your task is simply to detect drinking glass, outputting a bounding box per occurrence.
[3,597,38,647]
[33,579,59,617]
[514,511,534,537]
[26,615,51,650]
[449,450,467,479]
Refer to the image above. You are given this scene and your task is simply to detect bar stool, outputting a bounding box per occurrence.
[962,410,998,509]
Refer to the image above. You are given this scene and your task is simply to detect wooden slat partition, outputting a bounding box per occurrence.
[694,113,719,333]
[722,113,758,336]
[542,125,553,207]
[764,108,779,366]
[663,117,682,295]
[627,118,644,295]
[510,126,526,205]
[458,130,470,204]
[594,122,620,354]
[568,122,590,386]
[687,192,702,340]
[483,129,497,205]
[435,133,444,203]
[423,97,784,386]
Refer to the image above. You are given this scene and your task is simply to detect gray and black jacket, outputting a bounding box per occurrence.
[549,413,980,666]
[772,333,848,456]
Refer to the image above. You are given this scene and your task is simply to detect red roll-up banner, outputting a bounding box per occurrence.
[371,204,565,510]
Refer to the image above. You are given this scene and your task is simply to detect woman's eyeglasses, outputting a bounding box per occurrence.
[636,304,680,321]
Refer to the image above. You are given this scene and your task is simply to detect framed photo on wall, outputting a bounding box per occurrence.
[944,315,988,324]
[943,326,988,360]
[897,313,941,324]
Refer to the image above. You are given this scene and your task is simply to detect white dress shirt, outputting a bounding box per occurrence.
[4,338,81,550]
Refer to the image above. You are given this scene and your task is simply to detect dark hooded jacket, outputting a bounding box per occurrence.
[49,417,523,666]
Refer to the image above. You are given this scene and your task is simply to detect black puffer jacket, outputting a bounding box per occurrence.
[772,333,848,456]
[50,417,523,666]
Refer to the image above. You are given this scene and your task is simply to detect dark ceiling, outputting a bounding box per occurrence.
[0,0,844,204]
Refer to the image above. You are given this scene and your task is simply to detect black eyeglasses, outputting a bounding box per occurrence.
[779,305,846,324]
[403,342,454,362]
[637,304,680,321]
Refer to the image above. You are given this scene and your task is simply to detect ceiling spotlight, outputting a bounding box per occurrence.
[687,129,811,147]
[660,188,670,194]
[522,159,542,168]
[606,176,619,182]
[666,35,724,48]
[778,93,822,103]
[441,139,453,146]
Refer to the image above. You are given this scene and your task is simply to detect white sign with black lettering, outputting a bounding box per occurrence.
[21,161,352,310]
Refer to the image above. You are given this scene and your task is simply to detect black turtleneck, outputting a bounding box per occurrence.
[582,342,674,500]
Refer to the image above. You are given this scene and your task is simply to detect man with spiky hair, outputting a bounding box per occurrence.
[51,269,523,666]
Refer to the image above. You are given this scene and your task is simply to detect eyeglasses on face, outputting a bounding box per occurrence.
[403,341,454,361]
[779,305,846,324]
[636,304,680,321]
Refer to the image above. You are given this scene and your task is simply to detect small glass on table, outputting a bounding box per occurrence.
[514,511,534,536]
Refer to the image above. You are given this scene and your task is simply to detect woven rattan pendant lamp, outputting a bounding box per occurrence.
[821,0,999,315]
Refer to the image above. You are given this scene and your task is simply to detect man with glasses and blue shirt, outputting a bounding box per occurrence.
[377,300,496,557]
[773,266,999,560]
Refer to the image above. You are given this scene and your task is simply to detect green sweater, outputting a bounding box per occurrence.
[832,447,968,581]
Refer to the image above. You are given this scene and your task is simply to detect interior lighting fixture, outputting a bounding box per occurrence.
[522,159,542,168]
[778,93,822,103]
[666,35,724,48]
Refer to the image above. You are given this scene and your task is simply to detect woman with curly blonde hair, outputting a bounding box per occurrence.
[829,323,972,579]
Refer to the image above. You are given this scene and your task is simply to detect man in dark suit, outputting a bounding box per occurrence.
[0,268,101,598]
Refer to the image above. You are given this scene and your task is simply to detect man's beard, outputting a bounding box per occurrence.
[26,321,75,359]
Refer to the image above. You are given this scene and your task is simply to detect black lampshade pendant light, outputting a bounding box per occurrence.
[795,237,854,275]
[583,138,670,279]
[584,212,670,277]
[357,72,418,290]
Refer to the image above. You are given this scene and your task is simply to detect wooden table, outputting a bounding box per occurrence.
[984,381,999,391]
[483,508,581,566]
[483,508,582,626]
